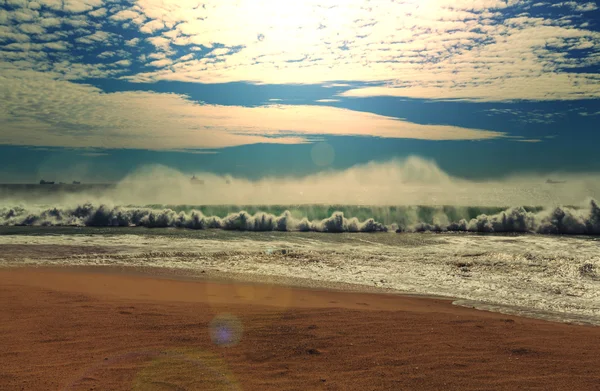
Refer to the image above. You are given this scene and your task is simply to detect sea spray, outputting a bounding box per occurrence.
[1,200,599,234]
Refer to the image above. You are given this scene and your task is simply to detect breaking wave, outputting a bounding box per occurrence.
[1,200,599,234]
[0,204,387,233]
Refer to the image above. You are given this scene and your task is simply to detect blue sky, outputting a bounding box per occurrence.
[1,0,599,182]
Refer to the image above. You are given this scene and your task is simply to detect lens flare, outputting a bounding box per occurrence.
[310,142,335,167]
[209,313,243,347]
[64,350,240,391]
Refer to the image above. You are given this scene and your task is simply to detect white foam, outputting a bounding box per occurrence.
[1,233,599,324]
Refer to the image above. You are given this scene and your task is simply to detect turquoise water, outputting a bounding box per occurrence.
[138,204,545,226]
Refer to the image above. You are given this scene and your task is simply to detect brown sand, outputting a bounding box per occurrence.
[1,268,599,391]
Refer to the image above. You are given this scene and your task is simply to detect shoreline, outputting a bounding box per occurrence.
[5,263,599,327]
[0,265,460,312]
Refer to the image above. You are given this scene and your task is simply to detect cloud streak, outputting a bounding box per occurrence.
[0,68,506,149]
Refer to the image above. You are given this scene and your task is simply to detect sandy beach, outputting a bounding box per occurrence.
[0,268,599,390]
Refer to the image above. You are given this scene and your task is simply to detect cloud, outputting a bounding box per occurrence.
[177,53,194,61]
[140,19,164,34]
[62,0,103,13]
[79,152,109,157]
[112,59,131,67]
[88,7,107,18]
[0,69,506,150]
[1,0,599,102]
[551,2,598,12]
[485,108,564,124]
[39,17,62,28]
[147,58,173,67]
[339,73,600,102]
[44,41,69,50]
[97,51,116,58]
[109,9,145,24]
[579,111,600,117]
[146,36,171,51]
[75,30,113,44]
[147,52,167,60]
[114,0,600,101]
[0,0,598,161]
[18,23,45,34]
[124,37,139,46]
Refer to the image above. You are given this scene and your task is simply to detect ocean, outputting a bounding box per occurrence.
[1,183,599,326]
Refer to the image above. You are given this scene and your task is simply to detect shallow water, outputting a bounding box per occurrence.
[1,227,599,325]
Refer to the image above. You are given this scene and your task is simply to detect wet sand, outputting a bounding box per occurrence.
[1,267,599,390]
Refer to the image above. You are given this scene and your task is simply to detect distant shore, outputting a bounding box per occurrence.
[1,266,600,390]
[0,183,116,202]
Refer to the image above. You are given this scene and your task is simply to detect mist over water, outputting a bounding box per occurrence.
[1,157,599,234]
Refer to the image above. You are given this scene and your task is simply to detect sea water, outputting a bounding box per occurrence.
[1,223,599,326]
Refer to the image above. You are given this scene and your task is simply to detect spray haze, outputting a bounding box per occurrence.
[39,156,600,206]
[1,157,599,234]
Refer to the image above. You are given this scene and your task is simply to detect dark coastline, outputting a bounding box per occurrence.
[0,184,115,200]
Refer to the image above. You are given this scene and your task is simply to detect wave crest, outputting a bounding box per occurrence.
[0,204,388,233]
[1,200,599,235]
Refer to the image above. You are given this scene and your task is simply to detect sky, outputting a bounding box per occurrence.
[1,0,599,183]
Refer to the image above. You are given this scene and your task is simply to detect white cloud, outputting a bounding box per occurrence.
[39,17,62,28]
[44,41,69,50]
[112,59,131,67]
[0,26,31,43]
[551,2,598,12]
[88,7,107,18]
[62,16,89,28]
[125,37,140,46]
[146,36,171,51]
[140,19,164,34]
[5,0,29,6]
[177,53,194,61]
[110,9,145,24]
[75,30,112,44]
[8,8,38,22]
[147,52,166,60]
[18,23,45,34]
[79,152,109,157]
[62,0,104,14]
[36,0,62,10]
[0,10,9,25]
[0,69,506,150]
[579,111,600,117]
[485,108,564,124]
[147,58,173,67]
[339,73,600,102]
[97,50,116,58]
